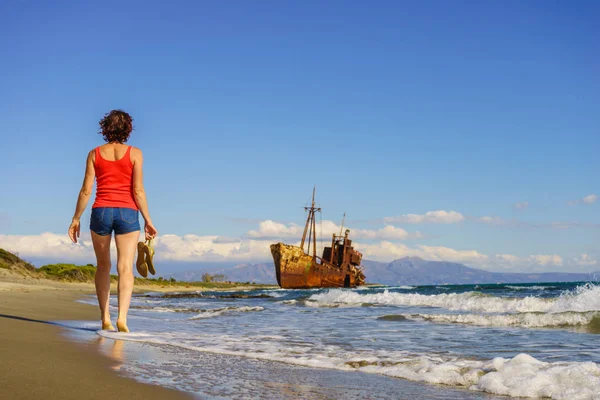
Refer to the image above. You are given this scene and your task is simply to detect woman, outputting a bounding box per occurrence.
[68,110,158,333]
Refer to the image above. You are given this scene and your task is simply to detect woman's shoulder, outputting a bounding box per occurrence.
[129,146,143,163]
[129,146,142,155]
[89,144,105,155]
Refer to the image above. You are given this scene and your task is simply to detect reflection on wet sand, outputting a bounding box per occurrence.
[95,336,125,371]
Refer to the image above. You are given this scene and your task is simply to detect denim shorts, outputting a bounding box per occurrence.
[90,207,141,236]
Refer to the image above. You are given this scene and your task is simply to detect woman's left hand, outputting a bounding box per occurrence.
[68,219,81,243]
[144,220,158,241]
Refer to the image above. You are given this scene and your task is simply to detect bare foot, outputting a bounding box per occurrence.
[116,320,129,333]
[102,321,115,331]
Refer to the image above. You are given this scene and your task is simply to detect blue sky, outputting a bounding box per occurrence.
[0,1,598,271]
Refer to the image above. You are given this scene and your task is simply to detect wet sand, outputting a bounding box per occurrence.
[0,280,190,400]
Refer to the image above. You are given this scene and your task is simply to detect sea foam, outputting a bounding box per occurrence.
[308,283,600,314]
[188,306,264,320]
[505,285,556,291]
[405,311,600,328]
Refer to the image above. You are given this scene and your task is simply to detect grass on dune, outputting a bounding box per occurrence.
[38,263,118,282]
[0,248,36,271]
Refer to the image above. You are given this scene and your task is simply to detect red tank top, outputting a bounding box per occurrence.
[92,146,138,210]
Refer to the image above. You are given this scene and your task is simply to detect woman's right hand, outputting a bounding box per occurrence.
[144,221,158,240]
[68,219,81,243]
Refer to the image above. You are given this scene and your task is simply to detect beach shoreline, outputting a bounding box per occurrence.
[0,276,196,400]
[0,275,496,400]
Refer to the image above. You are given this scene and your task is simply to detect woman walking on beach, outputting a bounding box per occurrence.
[68,110,157,333]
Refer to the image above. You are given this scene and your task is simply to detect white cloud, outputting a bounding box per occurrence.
[0,232,272,264]
[356,241,488,265]
[0,227,417,267]
[155,234,271,262]
[583,194,598,204]
[0,228,594,273]
[493,253,597,270]
[247,220,420,241]
[574,254,597,266]
[513,201,529,210]
[384,210,465,224]
[247,220,303,239]
[0,232,98,263]
[527,254,563,266]
[0,232,484,267]
[354,225,422,241]
[418,245,489,264]
[494,254,520,265]
[569,194,598,206]
[212,236,243,244]
[476,216,506,225]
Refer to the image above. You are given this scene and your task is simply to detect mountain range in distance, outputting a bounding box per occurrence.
[167,257,599,286]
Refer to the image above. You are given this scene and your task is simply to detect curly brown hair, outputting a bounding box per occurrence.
[98,110,134,143]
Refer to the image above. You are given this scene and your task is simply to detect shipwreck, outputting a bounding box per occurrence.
[270,189,366,289]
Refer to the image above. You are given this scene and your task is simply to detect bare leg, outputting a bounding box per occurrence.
[114,230,140,332]
[91,231,114,330]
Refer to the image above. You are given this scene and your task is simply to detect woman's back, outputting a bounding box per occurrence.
[93,143,138,210]
[97,143,131,161]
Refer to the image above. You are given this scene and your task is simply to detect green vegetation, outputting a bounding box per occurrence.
[0,247,273,288]
[133,276,270,289]
[38,263,118,283]
[201,272,227,283]
[0,248,36,271]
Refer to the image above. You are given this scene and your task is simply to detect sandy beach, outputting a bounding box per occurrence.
[0,273,192,400]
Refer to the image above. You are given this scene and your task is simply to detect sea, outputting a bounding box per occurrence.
[63,282,600,399]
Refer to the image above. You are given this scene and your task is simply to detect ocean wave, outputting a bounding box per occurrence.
[356,285,389,291]
[157,292,272,299]
[391,311,600,329]
[135,291,166,297]
[136,306,181,313]
[307,283,600,313]
[259,289,291,297]
[188,306,264,320]
[505,285,556,291]
[130,304,214,314]
[97,330,600,399]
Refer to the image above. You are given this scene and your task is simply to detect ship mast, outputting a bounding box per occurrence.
[338,212,346,237]
[300,187,321,259]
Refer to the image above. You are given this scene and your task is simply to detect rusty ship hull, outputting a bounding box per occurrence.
[271,243,364,289]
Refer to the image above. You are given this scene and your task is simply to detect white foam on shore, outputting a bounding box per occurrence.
[135,306,195,313]
[264,292,287,298]
[137,291,168,297]
[97,329,600,399]
[307,283,600,314]
[371,285,415,290]
[188,306,264,320]
[404,311,600,328]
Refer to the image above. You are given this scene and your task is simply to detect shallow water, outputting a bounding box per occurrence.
[67,330,495,400]
[66,282,600,399]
